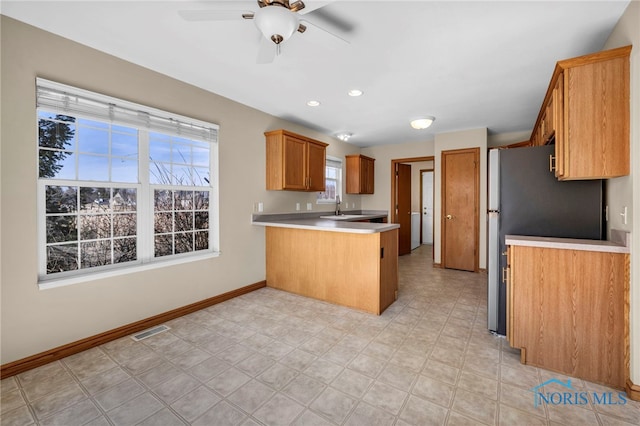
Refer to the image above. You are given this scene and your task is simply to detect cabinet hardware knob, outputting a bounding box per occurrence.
[445,214,453,220]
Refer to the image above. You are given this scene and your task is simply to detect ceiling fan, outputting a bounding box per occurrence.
[179,0,348,63]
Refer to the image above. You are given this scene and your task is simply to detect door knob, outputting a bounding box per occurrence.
[445,214,453,220]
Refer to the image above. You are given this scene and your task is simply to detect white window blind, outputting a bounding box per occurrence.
[36,78,218,143]
[326,158,342,170]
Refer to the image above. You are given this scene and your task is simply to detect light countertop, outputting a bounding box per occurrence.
[506,230,630,254]
[252,211,399,234]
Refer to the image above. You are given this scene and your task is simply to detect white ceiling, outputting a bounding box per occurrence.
[1,0,631,147]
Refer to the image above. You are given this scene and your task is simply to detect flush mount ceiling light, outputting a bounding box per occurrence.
[410,116,435,129]
[348,89,363,97]
[307,100,320,107]
[336,132,353,141]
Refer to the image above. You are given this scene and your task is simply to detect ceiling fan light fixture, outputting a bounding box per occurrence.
[336,132,353,142]
[254,5,299,44]
[410,116,435,129]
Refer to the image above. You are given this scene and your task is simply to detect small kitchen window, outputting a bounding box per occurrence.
[36,78,219,287]
[317,156,342,203]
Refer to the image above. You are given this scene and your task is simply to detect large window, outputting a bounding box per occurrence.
[37,79,219,284]
[317,156,342,203]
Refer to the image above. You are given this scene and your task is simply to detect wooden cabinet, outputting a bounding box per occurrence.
[346,154,375,194]
[507,244,629,389]
[530,45,630,180]
[266,227,398,314]
[265,129,328,191]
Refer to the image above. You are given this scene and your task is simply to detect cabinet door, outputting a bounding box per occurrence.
[554,75,565,178]
[282,136,307,190]
[543,94,555,143]
[379,229,398,313]
[509,246,575,373]
[363,157,375,194]
[345,156,361,194]
[346,155,374,194]
[306,141,326,191]
[539,112,547,145]
[564,56,629,179]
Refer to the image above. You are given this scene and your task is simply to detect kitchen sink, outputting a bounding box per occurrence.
[319,214,368,221]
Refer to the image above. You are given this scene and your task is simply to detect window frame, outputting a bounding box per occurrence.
[36,80,219,289]
[317,155,343,204]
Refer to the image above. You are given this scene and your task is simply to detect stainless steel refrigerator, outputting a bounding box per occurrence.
[487,145,604,335]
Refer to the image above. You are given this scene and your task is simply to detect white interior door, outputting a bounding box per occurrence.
[422,171,433,244]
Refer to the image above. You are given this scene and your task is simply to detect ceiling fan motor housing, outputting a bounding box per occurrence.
[258,0,305,12]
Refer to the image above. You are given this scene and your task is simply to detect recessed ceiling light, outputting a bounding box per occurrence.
[307,100,320,107]
[410,116,435,129]
[336,132,353,142]
[348,89,363,97]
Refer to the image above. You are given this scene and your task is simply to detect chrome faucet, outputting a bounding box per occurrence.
[335,195,341,216]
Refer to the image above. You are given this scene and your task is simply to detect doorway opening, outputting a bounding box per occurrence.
[420,169,434,246]
[390,156,434,256]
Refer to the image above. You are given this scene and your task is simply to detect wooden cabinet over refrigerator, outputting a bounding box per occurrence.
[530,45,631,180]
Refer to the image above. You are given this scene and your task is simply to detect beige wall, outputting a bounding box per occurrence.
[0,16,359,364]
[360,139,435,213]
[434,128,488,269]
[487,130,531,148]
[603,0,640,386]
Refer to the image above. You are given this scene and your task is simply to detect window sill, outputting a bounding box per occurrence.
[38,251,221,290]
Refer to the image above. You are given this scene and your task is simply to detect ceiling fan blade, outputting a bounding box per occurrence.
[300,18,349,45]
[256,37,277,64]
[178,10,249,21]
[298,0,336,15]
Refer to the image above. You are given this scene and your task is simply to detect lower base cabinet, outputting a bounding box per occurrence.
[507,245,629,389]
[265,227,398,315]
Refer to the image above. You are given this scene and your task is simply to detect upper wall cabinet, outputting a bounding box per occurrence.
[530,45,631,180]
[346,154,375,194]
[265,129,328,191]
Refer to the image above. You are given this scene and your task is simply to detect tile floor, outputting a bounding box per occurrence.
[2,245,639,425]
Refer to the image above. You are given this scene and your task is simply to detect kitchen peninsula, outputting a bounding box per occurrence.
[253,212,399,315]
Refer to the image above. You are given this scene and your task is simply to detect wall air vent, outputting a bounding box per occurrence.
[130,325,170,341]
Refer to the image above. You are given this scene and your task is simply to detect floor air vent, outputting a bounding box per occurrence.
[131,325,170,341]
